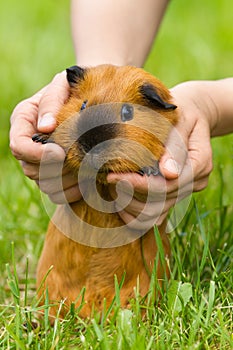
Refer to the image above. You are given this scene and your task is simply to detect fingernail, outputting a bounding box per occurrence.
[38,113,56,128]
[163,158,180,175]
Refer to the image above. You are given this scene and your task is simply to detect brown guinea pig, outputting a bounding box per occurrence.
[33,65,178,320]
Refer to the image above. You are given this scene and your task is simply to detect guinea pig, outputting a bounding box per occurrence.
[33,65,178,320]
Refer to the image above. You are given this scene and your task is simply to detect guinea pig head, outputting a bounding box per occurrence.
[50,65,178,180]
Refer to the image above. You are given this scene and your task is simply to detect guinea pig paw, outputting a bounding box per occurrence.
[138,163,160,177]
[32,133,54,144]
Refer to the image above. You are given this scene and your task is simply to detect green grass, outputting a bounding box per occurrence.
[0,0,233,348]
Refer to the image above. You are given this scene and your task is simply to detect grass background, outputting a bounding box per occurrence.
[0,0,232,348]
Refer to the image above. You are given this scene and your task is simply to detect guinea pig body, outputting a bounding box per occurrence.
[34,65,178,319]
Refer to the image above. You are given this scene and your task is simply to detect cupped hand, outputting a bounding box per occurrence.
[107,81,214,229]
[10,71,82,204]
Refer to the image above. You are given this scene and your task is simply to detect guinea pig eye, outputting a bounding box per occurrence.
[80,100,88,111]
[121,104,134,122]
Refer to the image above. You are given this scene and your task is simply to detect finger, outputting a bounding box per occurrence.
[37,71,69,132]
[11,128,64,164]
[159,122,188,179]
[21,161,40,180]
[165,117,213,194]
[38,173,78,194]
[10,88,65,163]
[193,176,210,192]
[117,195,177,229]
[10,90,44,125]
[107,172,167,197]
[187,120,213,185]
[162,161,193,199]
[10,94,43,161]
[123,200,164,223]
[112,187,166,228]
[108,162,194,215]
[47,184,83,204]
[156,212,168,226]
[22,160,72,180]
[116,208,157,231]
[12,133,65,163]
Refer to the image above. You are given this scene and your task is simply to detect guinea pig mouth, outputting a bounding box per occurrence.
[83,151,142,176]
[84,151,107,171]
[78,135,125,172]
[82,150,130,174]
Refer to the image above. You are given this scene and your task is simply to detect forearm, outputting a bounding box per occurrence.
[71,0,169,67]
[207,78,233,137]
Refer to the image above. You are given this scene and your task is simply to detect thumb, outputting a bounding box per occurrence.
[37,71,69,133]
[159,124,188,179]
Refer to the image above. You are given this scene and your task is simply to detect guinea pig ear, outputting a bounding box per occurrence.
[66,65,86,87]
[140,83,177,110]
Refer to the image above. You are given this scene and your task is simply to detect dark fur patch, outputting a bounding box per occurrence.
[140,84,177,110]
[66,66,86,87]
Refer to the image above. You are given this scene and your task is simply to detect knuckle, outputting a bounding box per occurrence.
[37,180,50,193]
[117,210,132,225]
[15,99,29,109]
[10,98,33,123]
[12,99,28,115]
[23,167,39,180]
[156,213,167,226]
[126,219,148,231]
[38,179,62,194]
[198,159,213,180]
[48,192,66,205]
[52,71,65,82]
[193,145,213,180]
[138,203,162,222]
[204,145,213,171]
[193,178,209,192]
[21,161,40,180]
[9,140,19,158]
[141,207,156,219]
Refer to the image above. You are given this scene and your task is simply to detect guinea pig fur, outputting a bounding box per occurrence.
[33,64,178,320]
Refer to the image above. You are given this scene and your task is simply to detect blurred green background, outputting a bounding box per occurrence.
[0,0,232,279]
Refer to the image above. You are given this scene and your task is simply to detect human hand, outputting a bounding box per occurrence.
[107,81,215,229]
[10,71,82,204]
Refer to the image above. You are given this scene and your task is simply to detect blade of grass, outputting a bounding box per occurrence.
[205,280,215,326]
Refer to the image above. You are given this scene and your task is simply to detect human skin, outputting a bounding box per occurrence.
[108,78,233,228]
[10,0,169,204]
[9,1,233,227]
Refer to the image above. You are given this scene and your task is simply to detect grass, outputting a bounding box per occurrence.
[0,0,233,348]
[1,205,233,349]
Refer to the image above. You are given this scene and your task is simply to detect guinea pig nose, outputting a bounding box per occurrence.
[121,104,134,122]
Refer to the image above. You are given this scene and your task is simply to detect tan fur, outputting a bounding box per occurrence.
[36,65,178,320]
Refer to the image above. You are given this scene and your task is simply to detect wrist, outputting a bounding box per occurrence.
[170,81,219,136]
[208,78,233,137]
